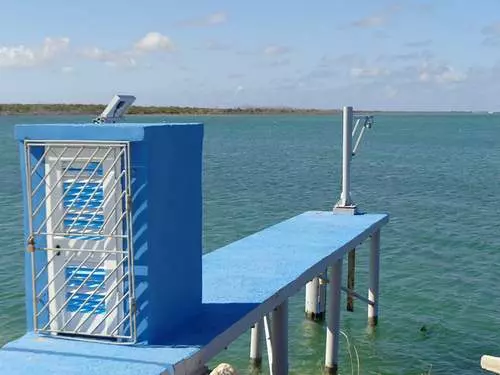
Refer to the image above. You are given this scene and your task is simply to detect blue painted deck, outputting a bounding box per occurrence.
[0,211,388,375]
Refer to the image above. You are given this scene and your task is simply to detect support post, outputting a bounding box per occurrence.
[250,320,263,367]
[346,249,355,312]
[334,106,356,214]
[305,270,327,321]
[368,230,380,326]
[271,300,288,375]
[325,258,342,375]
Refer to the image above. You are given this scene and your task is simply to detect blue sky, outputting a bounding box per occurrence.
[0,0,499,110]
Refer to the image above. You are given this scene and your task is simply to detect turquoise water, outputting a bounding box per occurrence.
[1,113,499,374]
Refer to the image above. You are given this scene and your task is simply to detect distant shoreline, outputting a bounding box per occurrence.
[0,104,342,116]
[0,104,493,116]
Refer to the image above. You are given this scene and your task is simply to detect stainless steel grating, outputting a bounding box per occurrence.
[24,141,136,343]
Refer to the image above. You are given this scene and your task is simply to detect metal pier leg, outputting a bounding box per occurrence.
[325,258,342,375]
[346,249,355,312]
[305,271,327,321]
[271,299,288,375]
[368,230,380,327]
[250,320,263,367]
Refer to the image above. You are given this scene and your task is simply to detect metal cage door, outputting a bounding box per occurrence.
[25,141,136,343]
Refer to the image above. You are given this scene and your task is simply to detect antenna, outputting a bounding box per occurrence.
[93,95,136,124]
[333,106,374,214]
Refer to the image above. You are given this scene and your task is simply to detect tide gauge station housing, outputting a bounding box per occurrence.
[17,102,204,344]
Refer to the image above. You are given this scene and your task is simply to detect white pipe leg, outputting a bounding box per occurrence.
[271,300,288,375]
[368,230,380,326]
[263,315,274,375]
[305,270,327,320]
[250,320,263,367]
[325,258,342,375]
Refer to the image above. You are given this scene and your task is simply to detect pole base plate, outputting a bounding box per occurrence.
[333,205,358,215]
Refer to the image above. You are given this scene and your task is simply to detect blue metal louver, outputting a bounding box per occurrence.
[65,267,106,314]
[62,162,105,240]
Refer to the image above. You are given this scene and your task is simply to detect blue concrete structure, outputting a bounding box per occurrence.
[13,123,203,344]
[0,212,388,374]
[1,121,389,374]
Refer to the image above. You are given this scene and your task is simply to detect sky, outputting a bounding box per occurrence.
[0,0,499,111]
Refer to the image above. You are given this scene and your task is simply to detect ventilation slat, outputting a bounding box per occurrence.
[65,267,106,314]
[62,169,105,240]
[66,293,106,314]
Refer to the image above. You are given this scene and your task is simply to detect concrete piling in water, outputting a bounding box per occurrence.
[346,249,356,312]
[305,270,327,321]
[249,321,263,367]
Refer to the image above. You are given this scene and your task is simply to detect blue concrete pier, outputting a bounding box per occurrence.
[0,211,388,374]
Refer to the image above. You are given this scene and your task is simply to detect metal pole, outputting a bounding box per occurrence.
[346,249,355,312]
[271,300,288,375]
[368,230,380,326]
[250,320,263,367]
[305,269,327,321]
[325,258,342,375]
[340,106,353,207]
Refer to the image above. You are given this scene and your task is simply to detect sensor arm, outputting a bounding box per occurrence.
[352,116,373,156]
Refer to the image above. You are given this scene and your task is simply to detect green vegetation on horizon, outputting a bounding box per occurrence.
[0,103,340,116]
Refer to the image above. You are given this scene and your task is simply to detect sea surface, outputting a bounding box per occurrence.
[1,113,499,375]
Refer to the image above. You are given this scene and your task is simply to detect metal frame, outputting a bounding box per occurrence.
[334,106,374,212]
[24,140,136,343]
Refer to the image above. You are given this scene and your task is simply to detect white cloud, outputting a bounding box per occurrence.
[324,54,365,67]
[105,59,137,68]
[482,22,500,46]
[404,40,432,48]
[205,40,231,51]
[384,85,398,98]
[42,37,70,59]
[234,85,244,95]
[80,47,109,61]
[0,46,36,67]
[134,32,174,52]
[350,4,401,29]
[61,66,74,74]
[419,63,466,84]
[181,12,227,27]
[0,37,69,68]
[350,67,389,78]
[352,16,386,28]
[80,47,137,68]
[264,45,290,56]
[80,32,172,68]
[207,12,227,25]
[268,58,291,67]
